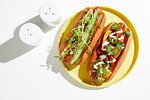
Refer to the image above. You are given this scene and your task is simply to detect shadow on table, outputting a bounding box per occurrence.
[0,15,53,63]
[46,20,107,90]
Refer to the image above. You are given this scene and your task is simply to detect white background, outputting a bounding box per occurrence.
[0,0,149,100]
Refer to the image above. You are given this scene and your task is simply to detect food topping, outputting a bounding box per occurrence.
[101,40,110,51]
[111,23,120,30]
[92,22,130,82]
[118,34,125,42]
[109,36,118,44]
[58,8,102,65]
[124,31,131,37]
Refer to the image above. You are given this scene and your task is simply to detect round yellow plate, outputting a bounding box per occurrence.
[58,6,139,88]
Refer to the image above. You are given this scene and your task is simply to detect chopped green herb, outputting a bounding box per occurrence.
[103,59,110,69]
[54,56,63,62]
[111,51,118,57]
[83,16,89,23]
[59,57,63,62]
[54,56,59,58]
[63,50,69,56]
[103,67,107,74]
[70,46,75,49]
[116,42,125,50]
[69,36,76,43]
[64,35,68,40]
[124,31,130,37]
[96,67,103,76]
[106,64,110,69]
[103,59,108,65]
[97,77,106,82]
[105,44,112,54]
[92,59,100,66]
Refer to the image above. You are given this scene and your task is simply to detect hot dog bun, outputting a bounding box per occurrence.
[59,7,106,65]
[88,22,132,82]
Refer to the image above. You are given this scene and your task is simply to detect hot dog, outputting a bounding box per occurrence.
[59,7,106,65]
[88,22,132,82]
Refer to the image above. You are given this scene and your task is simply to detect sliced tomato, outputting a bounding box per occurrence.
[118,33,125,42]
[109,55,116,65]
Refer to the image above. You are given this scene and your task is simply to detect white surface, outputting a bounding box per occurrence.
[19,23,44,46]
[40,1,61,26]
[0,0,149,100]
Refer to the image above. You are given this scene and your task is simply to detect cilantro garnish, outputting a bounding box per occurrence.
[105,44,113,54]
[102,67,107,74]
[124,31,130,37]
[116,42,125,50]
[92,59,100,66]
[97,77,106,82]
[111,51,118,57]
[54,56,63,62]
[96,67,103,76]
[103,59,108,65]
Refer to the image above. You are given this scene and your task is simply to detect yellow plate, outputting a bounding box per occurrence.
[58,6,139,88]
